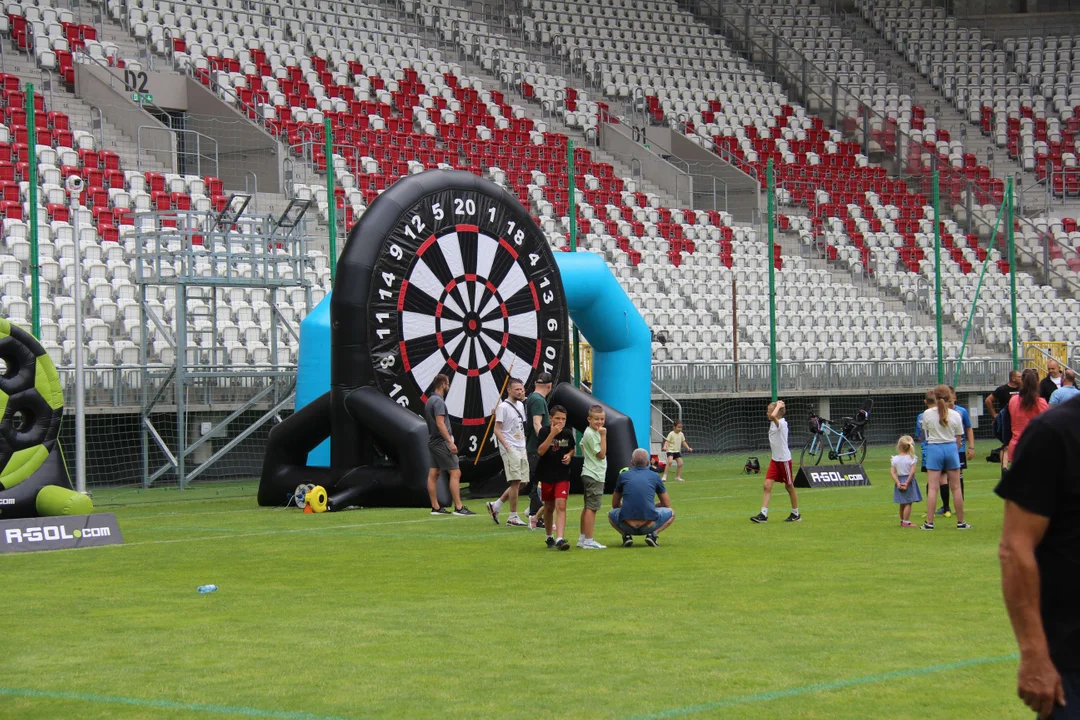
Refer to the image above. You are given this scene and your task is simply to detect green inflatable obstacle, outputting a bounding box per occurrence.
[0,318,90,519]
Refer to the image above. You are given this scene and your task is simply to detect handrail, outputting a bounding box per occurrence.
[453,21,563,68]
[601,122,700,201]
[88,105,106,149]
[651,379,683,422]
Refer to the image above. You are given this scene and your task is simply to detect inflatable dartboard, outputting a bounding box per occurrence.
[331,171,570,477]
[0,318,85,519]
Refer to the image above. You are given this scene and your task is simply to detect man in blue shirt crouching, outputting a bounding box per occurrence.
[609,448,675,548]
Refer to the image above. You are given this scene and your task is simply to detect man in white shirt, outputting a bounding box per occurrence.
[751,400,801,523]
[487,379,530,527]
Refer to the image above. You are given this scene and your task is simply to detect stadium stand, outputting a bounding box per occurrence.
[0,71,318,374]
[4,0,1078,370]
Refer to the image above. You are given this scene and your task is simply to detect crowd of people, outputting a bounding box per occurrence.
[423,361,1077,717]
[994,364,1079,720]
[423,371,676,550]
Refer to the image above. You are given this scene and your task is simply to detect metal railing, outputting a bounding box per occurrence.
[598,131,730,212]
[650,380,684,443]
[56,365,297,409]
[652,357,1012,396]
[136,124,219,177]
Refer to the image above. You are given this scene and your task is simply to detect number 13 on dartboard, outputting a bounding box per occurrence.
[365,188,570,466]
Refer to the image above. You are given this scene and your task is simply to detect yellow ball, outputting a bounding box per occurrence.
[944,510,952,518]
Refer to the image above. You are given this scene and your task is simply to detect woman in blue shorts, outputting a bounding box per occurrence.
[918,385,970,531]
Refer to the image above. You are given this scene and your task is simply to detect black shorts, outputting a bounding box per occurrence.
[667,452,682,460]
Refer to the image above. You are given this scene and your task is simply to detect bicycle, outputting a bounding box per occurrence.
[799,413,868,467]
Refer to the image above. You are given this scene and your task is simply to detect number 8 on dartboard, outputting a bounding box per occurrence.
[366,181,570,468]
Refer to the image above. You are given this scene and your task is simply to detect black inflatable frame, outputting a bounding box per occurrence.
[258,170,637,510]
[0,320,74,519]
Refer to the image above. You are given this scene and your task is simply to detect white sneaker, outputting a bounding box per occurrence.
[581,539,607,550]
[576,536,585,548]
[506,515,528,527]
[676,477,684,482]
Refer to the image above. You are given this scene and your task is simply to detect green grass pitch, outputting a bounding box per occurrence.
[0,445,1029,719]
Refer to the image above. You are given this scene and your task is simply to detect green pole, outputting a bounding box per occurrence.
[25,85,41,338]
[767,158,777,402]
[953,201,1006,386]
[569,140,580,389]
[933,168,943,384]
[324,117,337,286]
[1007,176,1018,369]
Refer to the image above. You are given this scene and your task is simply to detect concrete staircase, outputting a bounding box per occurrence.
[2,51,172,176]
[834,10,1063,218]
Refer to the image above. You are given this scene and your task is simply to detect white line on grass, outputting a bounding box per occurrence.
[0,686,358,719]
[619,653,1019,719]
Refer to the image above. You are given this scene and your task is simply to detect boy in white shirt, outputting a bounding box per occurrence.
[751,400,802,523]
[486,379,530,527]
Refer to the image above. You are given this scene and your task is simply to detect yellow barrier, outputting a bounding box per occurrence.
[580,341,593,384]
[1022,341,1069,376]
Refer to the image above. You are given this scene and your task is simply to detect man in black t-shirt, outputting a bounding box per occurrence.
[996,399,1080,719]
[1040,360,1064,403]
[985,370,1021,421]
[524,372,553,527]
[536,404,575,551]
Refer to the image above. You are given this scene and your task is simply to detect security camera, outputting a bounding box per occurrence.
[65,174,84,194]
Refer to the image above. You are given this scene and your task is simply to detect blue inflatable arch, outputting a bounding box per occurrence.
[294,252,652,464]
[553,252,651,450]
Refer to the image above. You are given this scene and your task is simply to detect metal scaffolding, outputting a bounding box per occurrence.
[133,196,314,488]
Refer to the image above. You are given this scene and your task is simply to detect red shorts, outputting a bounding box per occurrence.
[541,481,570,502]
[766,459,794,485]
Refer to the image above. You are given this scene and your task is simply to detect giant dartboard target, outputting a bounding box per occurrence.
[364,177,570,467]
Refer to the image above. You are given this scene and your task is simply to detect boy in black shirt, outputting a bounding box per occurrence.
[536,405,575,551]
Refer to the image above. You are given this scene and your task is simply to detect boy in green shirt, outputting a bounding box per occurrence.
[577,405,608,550]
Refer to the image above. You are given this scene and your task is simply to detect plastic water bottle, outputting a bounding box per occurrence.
[197,584,218,594]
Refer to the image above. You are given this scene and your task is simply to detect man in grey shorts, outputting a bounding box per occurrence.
[425,373,474,516]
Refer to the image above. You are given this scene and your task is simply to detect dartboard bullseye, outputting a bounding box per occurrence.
[368,185,569,466]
